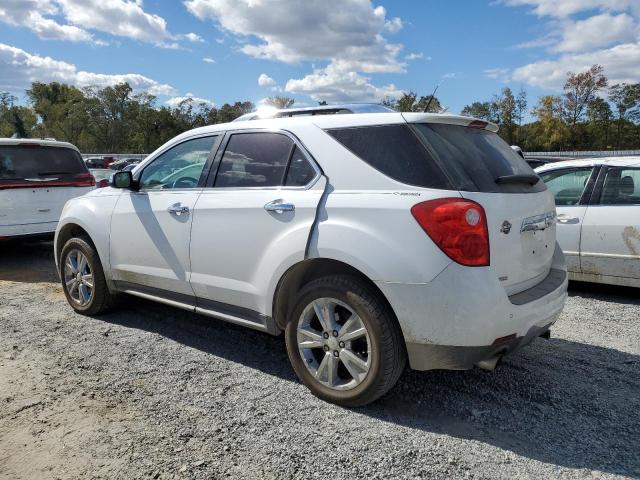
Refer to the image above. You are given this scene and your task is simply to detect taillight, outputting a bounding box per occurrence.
[411,198,490,267]
[96,179,109,188]
[70,172,96,187]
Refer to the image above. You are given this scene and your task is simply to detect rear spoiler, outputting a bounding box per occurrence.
[401,113,499,133]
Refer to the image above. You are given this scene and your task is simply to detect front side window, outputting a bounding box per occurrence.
[139,136,217,190]
[538,167,593,206]
[215,133,293,188]
[600,167,640,205]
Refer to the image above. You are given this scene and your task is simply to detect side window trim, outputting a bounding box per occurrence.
[589,165,607,205]
[580,165,600,205]
[203,128,321,190]
[134,133,222,191]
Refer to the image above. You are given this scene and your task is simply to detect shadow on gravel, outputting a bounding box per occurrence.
[100,297,640,478]
[568,280,640,306]
[0,240,58,283]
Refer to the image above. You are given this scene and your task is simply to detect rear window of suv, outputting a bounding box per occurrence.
[0,145,87,182]
[327,123,546,193]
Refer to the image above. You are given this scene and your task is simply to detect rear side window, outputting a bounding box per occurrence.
[414,124,546,193]
[326,125,452,189]
[215,133,293,188]
[600,167,640,205]
[285,146,317,186]
[0,145,87,181]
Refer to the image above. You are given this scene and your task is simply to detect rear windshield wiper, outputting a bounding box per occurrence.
[495,174,540,186]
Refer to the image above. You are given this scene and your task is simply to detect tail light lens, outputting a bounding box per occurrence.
[70,172,96,187]
[411,198,490,267]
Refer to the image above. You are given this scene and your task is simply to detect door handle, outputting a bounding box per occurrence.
[167,203,190,216]
[264,199,295,214]
[557,214,579,224]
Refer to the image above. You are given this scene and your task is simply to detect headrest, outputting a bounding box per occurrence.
[620,175,635,195]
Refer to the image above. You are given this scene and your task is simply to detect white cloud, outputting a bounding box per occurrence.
[405,52,424,61]
[184,0,408,103]
[500,0,637,17]
[0,0,199,47]
[202,57,216,63]
[181,32,204,43]
[512,43,640,89]
[484,67,510,81]
[165,95,214,108]
[554,13,637,53]
[184,0,405,73]
[285,62,402,103]
[257,73,276,87]
[0,0,95,43]
[0,43,174,95]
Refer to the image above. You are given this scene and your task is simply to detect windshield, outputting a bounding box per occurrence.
[0,145,87,181]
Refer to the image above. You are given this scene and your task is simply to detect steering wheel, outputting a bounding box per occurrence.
[171,176,198,189]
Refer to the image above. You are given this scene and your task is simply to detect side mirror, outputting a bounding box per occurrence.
[110,170,137,189]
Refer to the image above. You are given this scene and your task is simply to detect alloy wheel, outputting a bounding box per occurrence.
[63,249,94,306]
[296,297,371,391]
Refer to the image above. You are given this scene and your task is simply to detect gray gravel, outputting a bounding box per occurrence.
[1,241,638,479]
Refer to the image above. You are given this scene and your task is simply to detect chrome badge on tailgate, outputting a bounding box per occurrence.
[521,212,556,233]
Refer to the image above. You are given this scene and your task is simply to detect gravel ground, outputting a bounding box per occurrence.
[0,241,638,480]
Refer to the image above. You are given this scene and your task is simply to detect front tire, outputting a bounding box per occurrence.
[285,275,406,407]
[60,236,117,315]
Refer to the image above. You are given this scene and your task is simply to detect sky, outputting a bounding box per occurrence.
[0,0,639,115]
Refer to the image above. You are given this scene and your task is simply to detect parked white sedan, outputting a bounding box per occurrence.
[537,157,640,288]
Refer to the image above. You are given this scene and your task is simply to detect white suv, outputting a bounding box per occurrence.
[55,108,568,406]
[1,138,94,240]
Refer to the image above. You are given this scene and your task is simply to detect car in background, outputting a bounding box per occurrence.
[0,138,95,240]
[85,157,115,169]
[108,158,142,171]
[55,108,567,406]
[536,157,640,288]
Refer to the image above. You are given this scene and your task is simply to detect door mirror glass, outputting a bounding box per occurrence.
[111,170,133,189]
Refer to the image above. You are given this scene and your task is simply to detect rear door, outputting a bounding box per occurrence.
[537,166,597,273]
[580,165,640,279]
[0,143,93,236]
[410,122,556,295]
[189,130,325,319]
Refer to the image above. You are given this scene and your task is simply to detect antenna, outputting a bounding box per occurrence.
[423,83,440,113]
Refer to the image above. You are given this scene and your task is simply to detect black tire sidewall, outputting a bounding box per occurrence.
[285,277,390,406]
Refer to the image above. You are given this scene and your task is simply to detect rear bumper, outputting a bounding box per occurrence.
[376,242,568,371]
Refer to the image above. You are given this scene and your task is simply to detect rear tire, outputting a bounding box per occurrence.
[60,236,117,315]
[285,275,406,407]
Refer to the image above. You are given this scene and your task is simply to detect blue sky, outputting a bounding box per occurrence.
[1,0,639,115]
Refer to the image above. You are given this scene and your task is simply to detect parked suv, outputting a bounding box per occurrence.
[55,109,567,406]
[1,138,94,240]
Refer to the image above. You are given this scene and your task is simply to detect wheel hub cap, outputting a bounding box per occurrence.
[296,297,371,391]
[63,249,94,307]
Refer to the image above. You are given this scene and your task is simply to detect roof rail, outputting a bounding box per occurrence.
[233,103,394,122]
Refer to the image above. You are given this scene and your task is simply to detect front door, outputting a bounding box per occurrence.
[538,166,596,273]
[189,131,325,318]
[580,165,640,279]
[109,135,219,297]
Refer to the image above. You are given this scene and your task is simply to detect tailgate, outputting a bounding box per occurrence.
[461,190,556,295]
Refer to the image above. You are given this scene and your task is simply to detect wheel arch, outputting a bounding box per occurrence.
[272,257,400,332]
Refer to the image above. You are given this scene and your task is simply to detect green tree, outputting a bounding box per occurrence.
[461,101,492,121]
[531,95,569,151]
[609,83,640,149]
[385,92,442,113]
[586,97,612,150]
[563,64,608,147]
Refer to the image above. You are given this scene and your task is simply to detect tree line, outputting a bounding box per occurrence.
[0,64,638,153]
